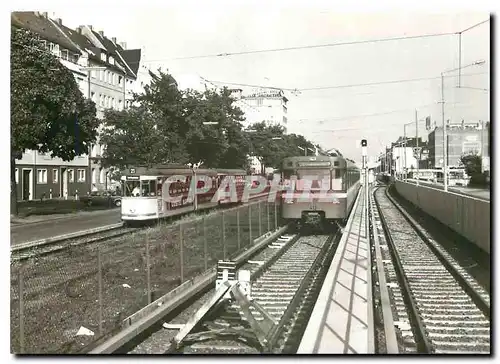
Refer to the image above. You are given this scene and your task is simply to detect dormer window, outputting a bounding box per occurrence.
[109,56,115,65]
[100,52,106,62]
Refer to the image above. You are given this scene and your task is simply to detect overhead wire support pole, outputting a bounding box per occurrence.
[361,139,368,241]
[416,109,419,186]
[441,72,448,192]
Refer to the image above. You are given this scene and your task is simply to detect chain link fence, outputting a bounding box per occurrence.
[10,199,282,354]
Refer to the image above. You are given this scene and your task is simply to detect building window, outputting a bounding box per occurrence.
[256,98,263,106]
[77,169,86,182]
[49,43,60,57]
[118,75,123,86]
[53,169,58,183]
[68,169,74,183]
[91,70,96,78]
[99,167,105,184]
[100,70,104,81]
[61,49,71,61]
[37,169,47,184]
[92,168,97,183]
[283,105,287,114]
[100,52,106,62]
[91,91,95,102]
[15,168,19,184]
[99,94,103,106]
[118,99,123,110]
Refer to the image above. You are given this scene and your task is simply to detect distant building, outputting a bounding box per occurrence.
[388,137,428,176]
[427,121,489,169]
[11,11,141,199]
[242,89,288,133]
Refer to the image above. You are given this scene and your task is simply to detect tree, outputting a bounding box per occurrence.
[459,152,485,186]
[11,26,98,214]
[135,71,189,164]
[100,106,169,170]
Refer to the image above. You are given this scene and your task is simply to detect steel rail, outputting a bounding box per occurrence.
[373,186,433,354]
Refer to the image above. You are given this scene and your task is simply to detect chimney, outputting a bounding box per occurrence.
[119,41,127,49]
[55,18,62,25]
[98,30,104,37]
[42,12,48,18]
[112,37,117,44]
[76,25,83,34]
[88,25,93,30]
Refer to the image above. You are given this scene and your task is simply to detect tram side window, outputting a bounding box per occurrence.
[142,180,157,197]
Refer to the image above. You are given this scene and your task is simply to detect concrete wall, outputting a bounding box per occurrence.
[394,181,490,254]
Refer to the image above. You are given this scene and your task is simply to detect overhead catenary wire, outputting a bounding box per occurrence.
[131,18,489,64]
[204,71,488,93]
[291,101,479,127]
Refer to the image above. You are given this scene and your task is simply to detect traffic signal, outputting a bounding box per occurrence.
[361,139,367,147]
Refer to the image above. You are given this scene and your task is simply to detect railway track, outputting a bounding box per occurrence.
[11,194,273,261]
[10,224,133,261]
[102,230,340,354]
[373,185,490,354]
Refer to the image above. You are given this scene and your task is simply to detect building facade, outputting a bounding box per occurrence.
[427,122,489,169]
[242,89,288,133]
[11,11,141,200]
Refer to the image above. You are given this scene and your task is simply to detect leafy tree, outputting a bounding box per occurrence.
[136,71,189,163]
[99,106,170,169]
[11,26,98,214]
[459,152,486,186]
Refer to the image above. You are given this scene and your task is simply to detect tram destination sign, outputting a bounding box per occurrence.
[297,161,331,167]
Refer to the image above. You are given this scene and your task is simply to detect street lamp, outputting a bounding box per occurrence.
[440,60,485,191]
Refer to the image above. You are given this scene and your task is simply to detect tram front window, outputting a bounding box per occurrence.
[296,169,332,190]
[124,180,140,197]
[123,180,157,197]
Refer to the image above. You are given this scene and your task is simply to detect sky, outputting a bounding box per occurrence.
[17,2,491,163]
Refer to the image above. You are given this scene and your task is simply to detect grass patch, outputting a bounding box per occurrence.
[10,201,281,354]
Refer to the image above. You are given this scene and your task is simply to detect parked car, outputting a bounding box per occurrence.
[80,190,122,207]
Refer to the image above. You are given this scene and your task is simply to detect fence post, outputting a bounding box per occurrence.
[18,267,25,354]
[274,202,278,230]
[222,211,226,260]
[248,204,253,245]
[203,216,208,271]
[236,208,241,251]
[179,223,184,284]
[267,202,270,232]
[146,234,151,304]
[98,246,103,335]
[258,201,262,237]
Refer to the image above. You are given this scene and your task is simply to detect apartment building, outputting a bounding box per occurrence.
[242,89,289,133]
[427,121,489,169]
[11,11,141,199]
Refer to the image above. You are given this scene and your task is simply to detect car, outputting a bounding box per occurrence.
[81,190,122,207]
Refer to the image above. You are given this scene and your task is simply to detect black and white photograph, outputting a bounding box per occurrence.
[8,0,492,356]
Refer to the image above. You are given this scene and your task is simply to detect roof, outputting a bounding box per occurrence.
[11,12,80,54]
[119,49,141,75]
[54,23,102,63]
[91,30,137,78]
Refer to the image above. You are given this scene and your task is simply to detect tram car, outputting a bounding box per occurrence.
[280,154,361,228]
[214,169,248,205]
[121,165,271,223]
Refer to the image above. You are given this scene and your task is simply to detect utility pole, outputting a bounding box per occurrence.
[441,73,448,192]
[403,125,407,182]
[415,109,419,186]
[361,139,368,240]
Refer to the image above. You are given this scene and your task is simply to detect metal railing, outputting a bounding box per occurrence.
[10,200,281,354]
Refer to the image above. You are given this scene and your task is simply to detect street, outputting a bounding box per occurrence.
[10,209,122,245]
